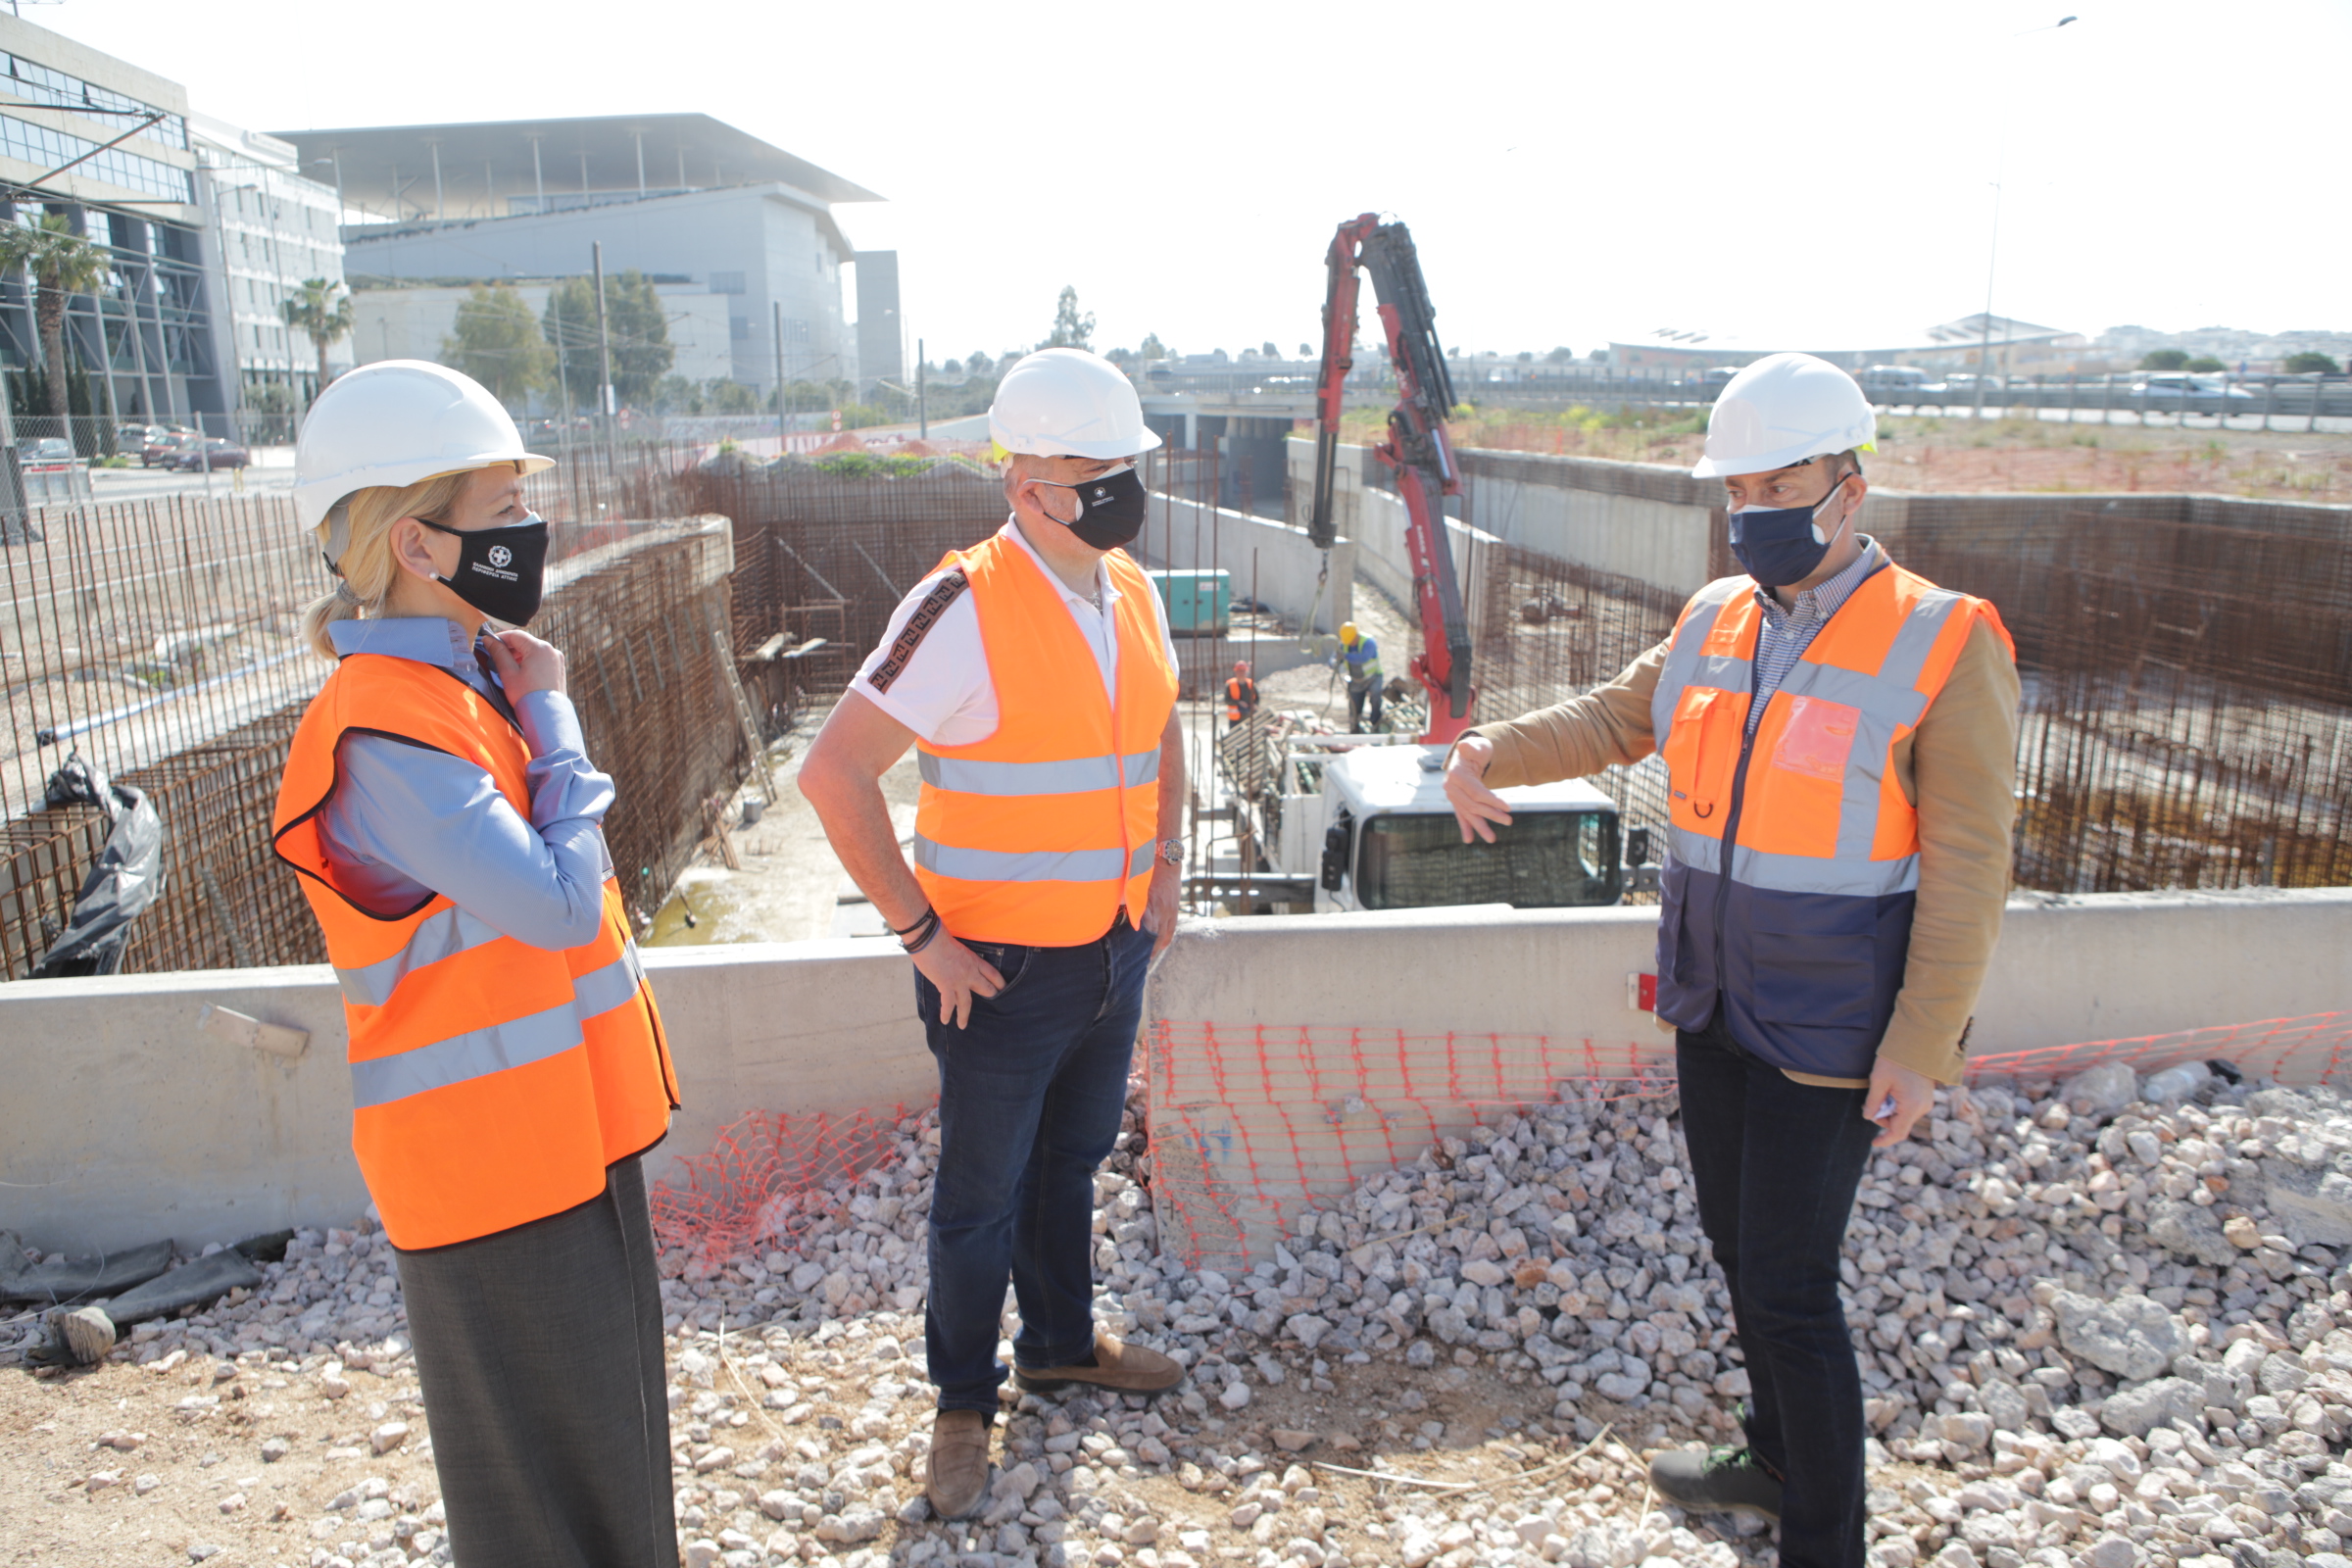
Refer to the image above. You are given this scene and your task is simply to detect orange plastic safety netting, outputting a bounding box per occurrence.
[649,1102,933,1264]
[1142,1021,1679,1274]
[1964,1010,2352,1087]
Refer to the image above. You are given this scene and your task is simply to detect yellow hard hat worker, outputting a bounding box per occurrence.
[1339,622,1360,646]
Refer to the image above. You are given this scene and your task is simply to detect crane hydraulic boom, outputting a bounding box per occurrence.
[1307,214,1475,744]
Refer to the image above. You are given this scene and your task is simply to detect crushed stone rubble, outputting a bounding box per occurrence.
[19,1059,2352,1568]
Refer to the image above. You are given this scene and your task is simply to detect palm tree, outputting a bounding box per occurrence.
[280,277,355,401]
[0,214,113,425]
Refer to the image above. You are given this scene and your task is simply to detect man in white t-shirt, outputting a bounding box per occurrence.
[799,349,1188,1523]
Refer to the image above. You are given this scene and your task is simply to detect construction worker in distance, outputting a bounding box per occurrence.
[1334,620,1383,730]
[1442,354,2019,1568]
[1225,659,1258,728]
[798,347,1188,1523]
[271,362,682,1567]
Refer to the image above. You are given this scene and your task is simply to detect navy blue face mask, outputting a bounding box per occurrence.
[1728,473,1854,589]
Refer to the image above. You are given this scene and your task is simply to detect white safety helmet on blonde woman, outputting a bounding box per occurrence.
[294,360,552,564]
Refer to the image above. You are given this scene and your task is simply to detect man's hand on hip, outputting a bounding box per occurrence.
[1144,865,1180,957]
[1443,736,1514,845]
[1865,1056,1936,1149]
[912,934,1004,1031]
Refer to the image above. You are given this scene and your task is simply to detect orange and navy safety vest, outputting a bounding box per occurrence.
[1225,676,1256,723]
[271,655,678,1250]
[1649,560,2013,1079]
[906,535,1178,947]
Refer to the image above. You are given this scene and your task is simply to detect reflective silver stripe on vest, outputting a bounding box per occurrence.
[913,837,1154,884]
[1650,576,1755,742]
[1664,824,1921,898]
[334,903,507,1008]
[917,747,1160,797]
[347,942,648,1111]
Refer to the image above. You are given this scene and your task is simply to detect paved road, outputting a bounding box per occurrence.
[86,448,295,505]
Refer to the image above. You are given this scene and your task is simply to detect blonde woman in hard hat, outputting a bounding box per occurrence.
[271,361,681,1568]
[1444,354,2019,1568]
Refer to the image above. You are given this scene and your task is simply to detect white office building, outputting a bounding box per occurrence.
[189,113,350,424]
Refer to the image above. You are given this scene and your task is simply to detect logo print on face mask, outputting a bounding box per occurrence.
[488,545,514,568]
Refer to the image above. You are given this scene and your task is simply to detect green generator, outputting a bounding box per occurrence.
[1146,569,1231,636]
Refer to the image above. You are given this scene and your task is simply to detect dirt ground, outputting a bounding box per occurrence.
[0,1307,1736,1568]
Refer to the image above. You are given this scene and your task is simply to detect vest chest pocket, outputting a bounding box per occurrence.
[1661,685,1747,831]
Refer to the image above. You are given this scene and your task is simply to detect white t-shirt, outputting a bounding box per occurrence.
[853,518,1179,747]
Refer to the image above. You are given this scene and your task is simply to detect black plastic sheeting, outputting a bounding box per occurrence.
[29,752,164,978]
[0,1235,173,1305]
[99,1249,264,1327]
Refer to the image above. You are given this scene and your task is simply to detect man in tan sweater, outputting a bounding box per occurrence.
[1443,354,2019,1568]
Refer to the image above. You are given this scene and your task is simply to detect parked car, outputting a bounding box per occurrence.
[2130,373,2257,405]
[141,429,199,466]
[17,436,76,472]
[117,423,166,453]
[1856,365,1944,398]
[166,438,251,471]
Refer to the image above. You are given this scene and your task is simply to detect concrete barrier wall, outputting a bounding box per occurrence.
[4,889,2345,1257]
[1139,493,1353,637]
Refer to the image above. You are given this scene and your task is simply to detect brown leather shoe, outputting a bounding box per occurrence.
[925,1408,991,1520]
[1013,1330,1185,1396]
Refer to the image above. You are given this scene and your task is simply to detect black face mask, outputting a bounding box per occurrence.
[1037,465,1149,551]
[417,514,550,627]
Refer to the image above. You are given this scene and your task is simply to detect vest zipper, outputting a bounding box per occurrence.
[1111,608,1131,928]
[1711,693,1761,996]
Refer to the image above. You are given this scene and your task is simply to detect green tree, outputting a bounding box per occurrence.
[542,270,673,409]
[1044,285,1094,350]
[2283,352,2341,375]
[279,277,355,401]
[2138,349,2190,370]
[965,349,995,375]
[0,214,112,424]
[1103,346,1134,368]
[1137,333,1166,362]
[1546,346,1576,364]
[440,283,552,407]
[2183,356,2226,373]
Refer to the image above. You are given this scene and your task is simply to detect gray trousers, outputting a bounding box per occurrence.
[393,1155,678,1568]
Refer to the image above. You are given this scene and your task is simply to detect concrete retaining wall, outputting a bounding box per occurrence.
[3,889,2345,1258]
[1139,493,1353,637]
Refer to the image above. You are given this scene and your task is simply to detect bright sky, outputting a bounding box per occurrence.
[32,0,2345,362]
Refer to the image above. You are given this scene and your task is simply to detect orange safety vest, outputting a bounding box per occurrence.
[271,654,678,1250]
[911,535,1178,947]
[1648,558,2013,1079]
[1225,676,1256,723]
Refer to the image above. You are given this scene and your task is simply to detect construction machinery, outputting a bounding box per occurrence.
[1307,214,1474,745]
[1186,214,1656,917]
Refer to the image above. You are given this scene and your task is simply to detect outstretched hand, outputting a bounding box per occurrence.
[1442,736,1514,845]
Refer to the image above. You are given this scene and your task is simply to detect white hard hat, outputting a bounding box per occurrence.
[1690,353,1877,478]
[293,360,553,535]
[988,347,1161,461]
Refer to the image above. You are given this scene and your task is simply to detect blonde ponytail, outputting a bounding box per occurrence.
[299,468,479,660]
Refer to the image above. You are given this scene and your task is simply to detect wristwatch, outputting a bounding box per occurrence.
[1156,837,1185,866]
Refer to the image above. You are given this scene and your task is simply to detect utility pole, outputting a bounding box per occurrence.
[773,300,787,452]
[917,336,927,439]
[592,239,613,431]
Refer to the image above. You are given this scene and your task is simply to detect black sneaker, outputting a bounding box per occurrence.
[1646,1445,1784,1519]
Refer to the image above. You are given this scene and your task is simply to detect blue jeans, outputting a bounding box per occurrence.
[916,913,1153,1414]
[1676,1007,1880,1568]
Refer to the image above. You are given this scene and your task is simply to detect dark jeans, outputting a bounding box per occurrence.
[1677,1007,1879,1568]
[916,912,1154,1414]
[1347,677,1383,731]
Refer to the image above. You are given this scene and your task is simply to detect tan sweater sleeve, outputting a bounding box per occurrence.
[1875,618,2023,1085]
[1460,640,1669,787]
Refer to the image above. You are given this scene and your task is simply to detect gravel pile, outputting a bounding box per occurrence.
[44,1056,2352,1568]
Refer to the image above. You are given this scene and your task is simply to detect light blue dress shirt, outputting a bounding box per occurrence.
[319,617,616,951]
